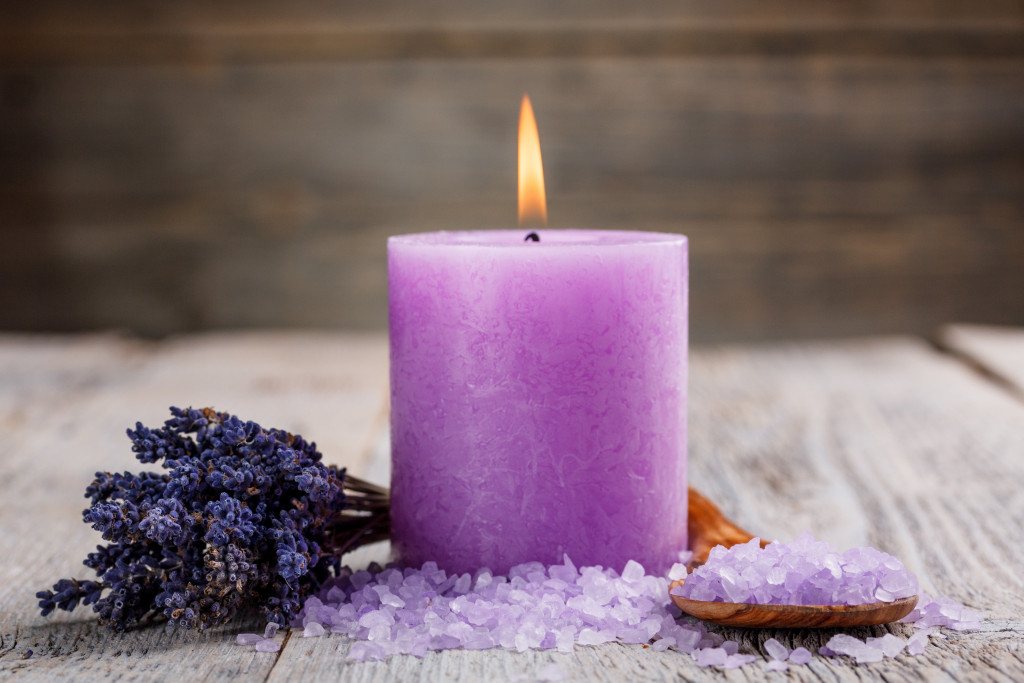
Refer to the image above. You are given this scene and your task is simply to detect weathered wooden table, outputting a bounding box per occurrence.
[1,326,1022,681]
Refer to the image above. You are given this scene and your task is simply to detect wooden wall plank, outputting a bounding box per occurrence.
[2,57,1022,341]
[3,0,1023,35]
[4,28,1024,66]
[1,2,1022,342]
[4,0,1021,66]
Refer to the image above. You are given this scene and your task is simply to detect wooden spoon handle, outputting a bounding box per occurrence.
[687,486,767,570]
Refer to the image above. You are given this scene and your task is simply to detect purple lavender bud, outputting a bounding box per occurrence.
[38,407,387,633]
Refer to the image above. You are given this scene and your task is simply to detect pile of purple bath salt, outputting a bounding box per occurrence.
[673,532,919,605]
[297,555,747,664]
[233,534,982,670]
[236,622,282,652]
[266,553,764,666]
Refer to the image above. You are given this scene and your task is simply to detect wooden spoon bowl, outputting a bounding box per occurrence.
[669,578,918,628]
[681,486,918,628]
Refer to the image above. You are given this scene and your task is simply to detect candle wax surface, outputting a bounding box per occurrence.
[388,230,688,576]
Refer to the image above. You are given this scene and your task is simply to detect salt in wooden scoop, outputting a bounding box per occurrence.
[674,487,917,628]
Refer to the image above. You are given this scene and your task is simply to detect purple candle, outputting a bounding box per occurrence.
[388,229,688,575]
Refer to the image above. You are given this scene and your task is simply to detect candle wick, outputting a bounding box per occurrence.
[524,232,540,242]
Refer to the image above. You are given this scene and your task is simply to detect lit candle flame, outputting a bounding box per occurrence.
[518,95,547,226]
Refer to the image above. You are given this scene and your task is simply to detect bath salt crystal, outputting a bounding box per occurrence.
[673,627,702,653]
[303,621,326,638]
[904,593,984,632]
[622,560,646,584]
[263,622,279,639]
[254,638,280,653]
[868,633,906,658]
[675,532,919,606]
[875,587,895,602]
[826,634,866,657]
[577,629,612,646]
[651,638,674,652]
[765,660,789,671]
[694,647,729,667]
[277,549,983,670]
[236,633,263,645]
[764,637,789,661]
[826,634,886,664]
[854,644,884,664]
[906,628,933,656]
[453,573,472,595]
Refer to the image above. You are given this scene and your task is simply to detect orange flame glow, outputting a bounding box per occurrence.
[518,95,547,226]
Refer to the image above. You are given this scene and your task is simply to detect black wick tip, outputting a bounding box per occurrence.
[524,232,540,242]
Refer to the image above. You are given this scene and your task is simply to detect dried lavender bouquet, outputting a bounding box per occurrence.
[36,407,389,632]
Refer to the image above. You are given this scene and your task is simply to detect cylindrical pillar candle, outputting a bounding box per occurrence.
[388,230,688,575]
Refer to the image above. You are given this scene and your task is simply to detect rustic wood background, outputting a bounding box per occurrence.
[2,2,1023,342]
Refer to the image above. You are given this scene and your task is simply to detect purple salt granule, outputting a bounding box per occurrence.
[763,637,789,661]
[239,624,285,652]
[817,591,984,664]
[902,592,984,631]
[826,633,884,663]
[868,633,906,658]
[235,548,983,670]
[303,622,326,638]
[906,628,932,655]
[284,556,749,668]
[694,648,728,667]
[673,532,919,606]
[255,638,281,653]
[826,633,866,657]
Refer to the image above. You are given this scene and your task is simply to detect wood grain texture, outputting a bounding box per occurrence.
[669,581,918,629]
[2,54,1023,342]
[4,0,1023,46]
[939,324,1024,399]
[0,332,388,681]
[686,486,765,570]
[3,332,1022,681]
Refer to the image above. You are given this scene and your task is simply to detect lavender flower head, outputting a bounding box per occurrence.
[37,407,388,631]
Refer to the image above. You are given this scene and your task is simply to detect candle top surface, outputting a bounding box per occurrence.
[389,230,686,249]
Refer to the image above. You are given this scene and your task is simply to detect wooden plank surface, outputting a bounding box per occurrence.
[940,324,1024,399]
[0,332,389,681]
[1,331,1023,681]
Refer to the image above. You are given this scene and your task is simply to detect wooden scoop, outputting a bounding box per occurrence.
[675,487,918,628]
